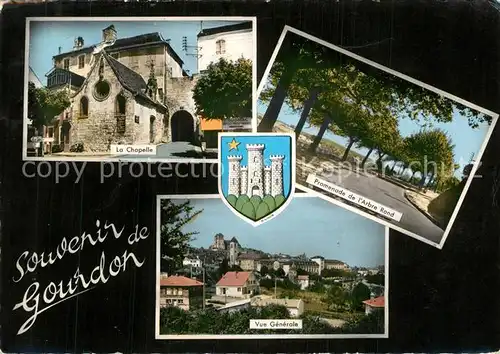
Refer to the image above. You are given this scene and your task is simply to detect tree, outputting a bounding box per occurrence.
[259,42,490,138]
[349,283,371,311]
[218,258,229,278]
[365,273,385,286]
[405,129,455,188]
[325,285,348,310]
[260,265,269,277]
[27,81,70,132]
[342,310,385,334]
[192,57,252,120]
[274,267,286,278]
[160,199,202,274]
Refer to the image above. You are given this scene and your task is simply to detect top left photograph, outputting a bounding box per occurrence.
[23,17,257,162]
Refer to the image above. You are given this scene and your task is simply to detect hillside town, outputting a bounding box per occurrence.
[159,233,385,334]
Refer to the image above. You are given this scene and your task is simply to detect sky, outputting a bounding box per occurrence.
[257,77,492,180]
[29,19,245,85]
[169,195,386,268]
[220,135,293,197]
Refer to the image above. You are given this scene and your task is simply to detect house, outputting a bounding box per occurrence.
[39,24,199,153]
[196,22,253,148]
[282,260,320,275]
[297,275,310,290]
[362,295,385,315]
[183,257,202,268]
[324,259,348,271]
[251,298,304,318]
[216,271,259,299]
[159,275,204,311]
[238,253,261,271]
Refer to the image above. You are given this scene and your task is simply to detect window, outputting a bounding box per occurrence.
[80,96,89,118]
[178,299,184,304]
[134,115,140,124]
[158,88,164,102]
[253,155,259,163]
[275,178,279,185]
[216,39,226,55]
[232,178,236,185]
[232,164,236,171]
[63,58,69,70]
[237,287,241,292]
[94,81,111,101]
[166,289,172,295]
[47,127,54,138]
[78,55,85,69]
[166,299,172,304]
[253,171,258,177]
[116,95,126,115]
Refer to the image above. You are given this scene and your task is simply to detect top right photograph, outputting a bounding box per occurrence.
[257,26,498,249]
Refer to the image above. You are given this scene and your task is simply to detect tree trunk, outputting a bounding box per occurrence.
[294,87,319,140]
[309,114,331,153]
[341,138,356,161]
[258,69,295,132]
[361,147,374,168]
[376,152,386,170]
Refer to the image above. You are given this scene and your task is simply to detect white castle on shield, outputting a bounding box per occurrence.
[227,144,285,198]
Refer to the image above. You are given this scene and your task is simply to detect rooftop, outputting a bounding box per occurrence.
[160,275,203,287]
[197,21,252,38]
[216,271,252,287]
[53,31,184,67]
[362,296,385,308]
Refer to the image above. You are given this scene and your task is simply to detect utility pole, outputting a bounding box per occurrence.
[274,277,277,299]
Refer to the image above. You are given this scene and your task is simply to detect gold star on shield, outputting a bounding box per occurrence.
[228,138,240,151]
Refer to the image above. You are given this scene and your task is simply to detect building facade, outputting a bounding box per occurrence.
[215,271,259,299]
[196,21,253,148]
[159,275,204,311]
[41,24,200,153]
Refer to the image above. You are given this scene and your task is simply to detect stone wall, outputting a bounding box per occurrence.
[70,55,167,152]
[165,75,199,136]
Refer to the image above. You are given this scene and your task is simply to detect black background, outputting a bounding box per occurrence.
[1,0,500,352]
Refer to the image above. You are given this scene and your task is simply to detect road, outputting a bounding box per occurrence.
[112,141,217,160]
[309,167,444,244]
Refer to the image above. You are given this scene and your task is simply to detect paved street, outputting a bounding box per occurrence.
[309,167,444,244]
[112,141,216,160]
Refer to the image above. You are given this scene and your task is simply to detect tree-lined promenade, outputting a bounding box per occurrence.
[259,33,490,194]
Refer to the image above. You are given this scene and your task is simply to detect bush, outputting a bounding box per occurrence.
[233,194,288,221]
[69,142,84,152]
[226,194,238,208]
[51,144,63,153]
[241,201,256,219]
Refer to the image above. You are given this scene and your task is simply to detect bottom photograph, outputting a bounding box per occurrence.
[155,193,389,339]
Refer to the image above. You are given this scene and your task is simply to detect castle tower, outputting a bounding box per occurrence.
[227,155,243,196]
[246,144,265,197]
[240,166,248,195]
[264,166,272,196]
[229,241,237,266]
[270,155,285,197]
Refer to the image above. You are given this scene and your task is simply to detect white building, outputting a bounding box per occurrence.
[227,144,284,198]
[251,298,304,318]
[215,271,259,299]
[197,21,253,73]
[183,257,202,268]
[297,275,310,290]
[29,67,43,88]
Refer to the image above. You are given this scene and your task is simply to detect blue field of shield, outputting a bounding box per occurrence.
[219,134,294,223]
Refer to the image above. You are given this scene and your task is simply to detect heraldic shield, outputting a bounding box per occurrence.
[218,132,296,226]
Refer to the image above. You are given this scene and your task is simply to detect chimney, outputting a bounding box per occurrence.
[58,46,62,54]
[102,25,117,43]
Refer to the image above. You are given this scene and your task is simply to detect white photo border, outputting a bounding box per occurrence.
[257,25,499,250]
[23,16,258,163]
[155,193,389,340]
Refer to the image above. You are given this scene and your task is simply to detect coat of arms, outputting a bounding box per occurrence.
[218,133,296,226]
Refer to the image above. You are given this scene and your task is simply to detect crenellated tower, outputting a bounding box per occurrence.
[246,144,265,197]
[228,155,243,196]
[270,155,285,196]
